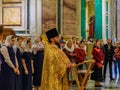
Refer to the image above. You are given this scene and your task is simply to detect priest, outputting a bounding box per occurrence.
[41,28,73,90]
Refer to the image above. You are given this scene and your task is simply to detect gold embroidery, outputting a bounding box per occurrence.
[41,42,70,90]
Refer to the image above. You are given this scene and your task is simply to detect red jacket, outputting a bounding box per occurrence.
[75,48,86,63]
[92,47,104,65]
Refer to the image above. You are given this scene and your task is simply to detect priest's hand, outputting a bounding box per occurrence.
[66,63,74,68]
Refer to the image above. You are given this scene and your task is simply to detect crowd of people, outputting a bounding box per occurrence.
[0,28,120,90]
[58,36,120,89]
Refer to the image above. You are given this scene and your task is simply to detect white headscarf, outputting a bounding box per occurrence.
[4,35,14,46]
[32,41,44,54]
[1,35,19,68]
[24,41,32,53]
[64,40,74,52]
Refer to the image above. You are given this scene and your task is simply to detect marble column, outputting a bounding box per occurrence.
[29,0,42,38]
[81,0,86,39]
[35,0,42,37]
[85,1,89,40]
[112,0,117,39]
[60,0,63,35]
[77,0,81,39]
[102,0,107,42]
[108,0,112,39]
[113,0,117,38]
[108,0,110,38]
[94,0,102,39]
[61,0,80,39]
[29,0,36,37]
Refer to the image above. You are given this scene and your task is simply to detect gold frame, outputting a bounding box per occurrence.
[2,6,22,26]
[3,0,21,4]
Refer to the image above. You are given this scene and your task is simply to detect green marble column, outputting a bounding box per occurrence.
[81,0,86,38]
[106,1,108,39]
[94,0,102,39]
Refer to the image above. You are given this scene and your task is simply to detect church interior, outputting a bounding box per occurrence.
[0,0,120,90]
[0,0,119,41]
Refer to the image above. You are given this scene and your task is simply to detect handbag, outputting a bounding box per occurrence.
[96,62,103,68]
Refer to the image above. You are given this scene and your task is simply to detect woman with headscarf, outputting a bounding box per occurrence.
[14,37,23,90]
[22,40,34,90]
[32,37,44,90]
[0,35,20,90]
[63,40,76,90]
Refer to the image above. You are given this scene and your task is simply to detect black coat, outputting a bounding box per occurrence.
[104,44,114,60]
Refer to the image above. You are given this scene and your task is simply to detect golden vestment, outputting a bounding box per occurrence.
[41,42,70,90]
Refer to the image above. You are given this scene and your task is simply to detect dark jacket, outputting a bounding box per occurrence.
[104,44,114,60]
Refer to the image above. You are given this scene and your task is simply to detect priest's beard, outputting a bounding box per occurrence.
[54,40,60,46]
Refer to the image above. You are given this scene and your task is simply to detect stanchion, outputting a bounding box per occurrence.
[71,59,95,90]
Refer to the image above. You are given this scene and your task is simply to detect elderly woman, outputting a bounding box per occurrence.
[22,40,34,90]
[32,37,44,90]
[63,40,76,90]
[0,35,19,90]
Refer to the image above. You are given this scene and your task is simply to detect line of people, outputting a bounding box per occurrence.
[0,35,44,90]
